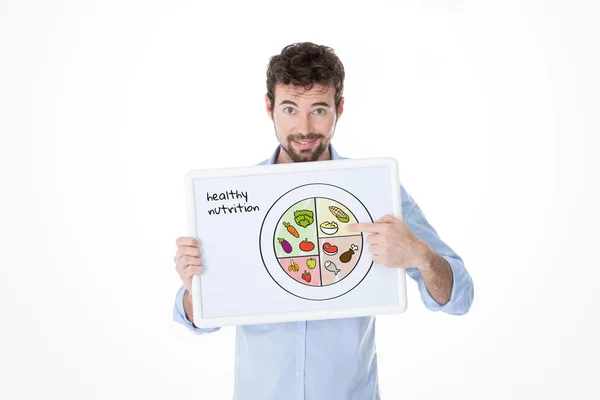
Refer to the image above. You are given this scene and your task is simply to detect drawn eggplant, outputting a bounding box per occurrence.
[278,238,293,253]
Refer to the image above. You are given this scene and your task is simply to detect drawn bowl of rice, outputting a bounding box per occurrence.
[319,221,338,235]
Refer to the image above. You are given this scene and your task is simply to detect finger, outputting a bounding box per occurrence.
[176,260,201,279]
[372,253,391,266]
[368,244,379,255]
[376,214,397,223]
[176,237,199,248]
[176,255,201,274]
[184,278,192,293]
[174,246,201,263]
[366,233,383,246]
[183,265,203,279]
[346,222,387,233]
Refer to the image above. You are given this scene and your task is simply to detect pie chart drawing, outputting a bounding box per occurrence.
[259,183,374,301]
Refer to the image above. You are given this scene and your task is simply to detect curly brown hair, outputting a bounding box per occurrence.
[266,42,345,114]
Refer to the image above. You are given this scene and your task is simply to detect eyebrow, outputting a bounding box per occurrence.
[278,100,332,108]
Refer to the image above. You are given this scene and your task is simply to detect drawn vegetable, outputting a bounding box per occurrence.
[340,244,359,263]
[283,222,299,238]
[288,259,299,272]
[306,258,317,269]
[278,237,293,253]
[302,270,312,283]
[328,205,350,223]
[294,209,314,228]
[299,238,315,252]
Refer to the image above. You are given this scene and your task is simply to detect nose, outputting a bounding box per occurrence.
[296,115,312,136]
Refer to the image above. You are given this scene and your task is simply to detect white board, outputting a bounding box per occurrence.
[185,157,407,328]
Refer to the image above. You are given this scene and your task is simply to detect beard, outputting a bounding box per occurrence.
[281,132,329,162]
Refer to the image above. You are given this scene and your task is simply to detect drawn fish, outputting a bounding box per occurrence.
[324,260,341,275]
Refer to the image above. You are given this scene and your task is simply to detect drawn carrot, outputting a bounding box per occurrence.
[283,222,299,238]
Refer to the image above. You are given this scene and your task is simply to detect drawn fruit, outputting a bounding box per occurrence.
[319,221,338,235]
[302,270,312,283]
[278,238,293,253]
[288,259,299,272]
[340,244,359,263]
[328,205,350,223]
[283,222,299,238]
[322,242,338,256]
[299,238,315,252]
[306,258,317,269]
[294,209,314,228]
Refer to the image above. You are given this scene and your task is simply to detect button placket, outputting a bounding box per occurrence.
[295,321,307,399]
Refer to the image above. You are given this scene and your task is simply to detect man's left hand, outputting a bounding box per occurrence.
[347,214,433,269]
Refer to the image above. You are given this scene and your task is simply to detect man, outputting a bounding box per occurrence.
[173,42,474,400]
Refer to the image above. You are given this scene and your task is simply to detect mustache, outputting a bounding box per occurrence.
[288,133,324,141]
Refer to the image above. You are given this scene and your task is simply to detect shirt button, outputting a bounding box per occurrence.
[298,333,304,338]
[297,371,303,376]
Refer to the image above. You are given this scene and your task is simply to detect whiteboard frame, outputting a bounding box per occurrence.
[185,156,407,328]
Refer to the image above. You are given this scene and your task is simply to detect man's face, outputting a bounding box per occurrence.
[266,83,344,162]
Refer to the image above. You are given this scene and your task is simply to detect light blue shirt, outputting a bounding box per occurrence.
[173,144,474,400]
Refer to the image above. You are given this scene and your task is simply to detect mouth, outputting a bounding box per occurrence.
[292,137,319,150]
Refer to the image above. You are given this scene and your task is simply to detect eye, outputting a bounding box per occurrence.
[283,107,294,114]
[314,108,326,115]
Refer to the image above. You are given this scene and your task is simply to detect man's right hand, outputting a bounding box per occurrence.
[174,236,203,324]
[174,236,203,293]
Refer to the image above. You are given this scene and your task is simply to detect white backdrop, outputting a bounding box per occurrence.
[1,1,598,399]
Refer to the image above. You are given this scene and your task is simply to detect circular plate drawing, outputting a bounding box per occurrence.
[259,183,374,301]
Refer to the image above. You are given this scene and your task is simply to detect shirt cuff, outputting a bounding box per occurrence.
[173,285,221,335]
[412,256,472,315]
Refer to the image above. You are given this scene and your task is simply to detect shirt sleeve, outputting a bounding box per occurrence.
[400,184,474,315]
[173,285,222,335]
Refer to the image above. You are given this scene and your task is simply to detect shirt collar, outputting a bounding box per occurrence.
[259,143,344,165]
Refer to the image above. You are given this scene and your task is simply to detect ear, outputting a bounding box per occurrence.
[265,94,274,121]
[337,97,345,119]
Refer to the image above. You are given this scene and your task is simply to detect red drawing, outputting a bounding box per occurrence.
[302,270,312,283]
[322,242,338,256]
[299,238,315,252]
